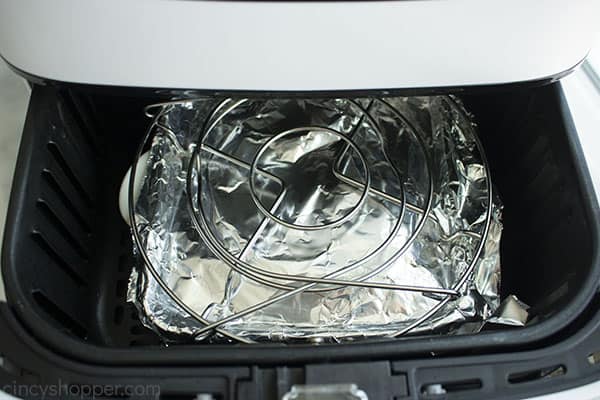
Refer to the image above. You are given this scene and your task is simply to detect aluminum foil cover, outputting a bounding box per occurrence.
[128,96,503,342]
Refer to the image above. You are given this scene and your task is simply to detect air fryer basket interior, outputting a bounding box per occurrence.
[1,83,596,363]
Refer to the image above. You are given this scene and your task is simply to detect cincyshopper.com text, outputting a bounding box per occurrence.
[2,380,161,398]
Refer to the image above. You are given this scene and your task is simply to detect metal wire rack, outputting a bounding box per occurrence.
[128,96,493,343]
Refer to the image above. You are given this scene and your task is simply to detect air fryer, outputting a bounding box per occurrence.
[1,1,600,399]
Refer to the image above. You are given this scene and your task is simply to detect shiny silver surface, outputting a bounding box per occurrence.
[283,384,368,400]
[128,95,503,342]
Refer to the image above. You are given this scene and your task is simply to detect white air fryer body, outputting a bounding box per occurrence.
[0,0,599,91]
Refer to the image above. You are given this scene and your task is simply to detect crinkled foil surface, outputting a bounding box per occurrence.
[128,96,504,342]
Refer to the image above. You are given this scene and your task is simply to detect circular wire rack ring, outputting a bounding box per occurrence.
[129,95,493,341]
[248,126,372,231]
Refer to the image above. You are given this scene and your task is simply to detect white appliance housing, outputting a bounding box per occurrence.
[0,0,599,91]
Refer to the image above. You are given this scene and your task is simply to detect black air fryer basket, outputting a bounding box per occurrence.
[1,80,600,399]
